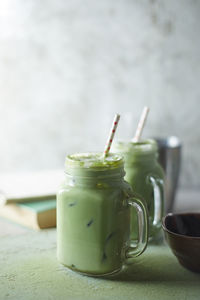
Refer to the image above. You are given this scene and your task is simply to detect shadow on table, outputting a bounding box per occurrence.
[107,241,200,282]
[113,263,200,282]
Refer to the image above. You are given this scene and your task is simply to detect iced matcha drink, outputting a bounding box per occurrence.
[113,140,164,240]
[57,152,148,276]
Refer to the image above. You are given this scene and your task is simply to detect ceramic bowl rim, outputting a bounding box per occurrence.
[162,212,200,240]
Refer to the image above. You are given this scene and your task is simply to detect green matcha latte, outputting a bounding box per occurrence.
[113,139,164,240]
[57,152,148,276]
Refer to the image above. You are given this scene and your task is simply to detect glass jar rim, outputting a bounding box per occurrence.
[65,152,124,170]
[113,139,158,155]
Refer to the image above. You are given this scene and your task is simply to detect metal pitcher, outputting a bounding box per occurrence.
[154,136,182,213]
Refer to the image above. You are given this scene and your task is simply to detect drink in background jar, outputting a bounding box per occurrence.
[113,139,164,241]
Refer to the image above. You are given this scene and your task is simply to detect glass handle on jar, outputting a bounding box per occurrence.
[148,175,164,228]
[125,196,148,263]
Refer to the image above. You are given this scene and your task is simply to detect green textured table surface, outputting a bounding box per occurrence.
[0,229,200,300]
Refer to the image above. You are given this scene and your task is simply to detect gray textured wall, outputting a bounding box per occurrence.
[0,0,200,188]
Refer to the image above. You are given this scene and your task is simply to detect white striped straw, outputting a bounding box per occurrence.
[132,106,150,142]
[103,114,120,158]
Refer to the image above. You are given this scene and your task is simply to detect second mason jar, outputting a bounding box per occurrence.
[57,152,148,276]
[113,139,164,240]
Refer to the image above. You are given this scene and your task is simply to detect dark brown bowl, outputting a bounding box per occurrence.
[162,213,200,273]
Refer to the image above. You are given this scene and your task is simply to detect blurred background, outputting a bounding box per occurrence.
[0,0,200,190]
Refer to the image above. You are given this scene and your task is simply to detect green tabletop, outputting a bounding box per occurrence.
[0,229,199,300]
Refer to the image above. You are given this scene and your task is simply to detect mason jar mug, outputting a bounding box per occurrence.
[113,140,164,240]
[57,152,149,276]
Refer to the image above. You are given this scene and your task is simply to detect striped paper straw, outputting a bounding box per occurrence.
[132,106,150,142]
[103,114,120,158]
